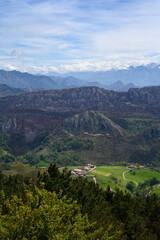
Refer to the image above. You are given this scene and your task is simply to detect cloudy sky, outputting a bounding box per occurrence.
[0,0,160,73]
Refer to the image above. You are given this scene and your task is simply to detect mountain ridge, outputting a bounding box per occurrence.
[0,85,159,114]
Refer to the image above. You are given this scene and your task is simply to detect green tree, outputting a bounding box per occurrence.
[0,186,121,240]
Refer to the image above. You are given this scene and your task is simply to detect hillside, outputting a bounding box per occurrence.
[0,84,26,97]
[62,111,127,136]
[0,86,159,167]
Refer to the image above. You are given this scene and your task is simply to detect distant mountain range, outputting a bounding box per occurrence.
[1,63,160,94]
[0,69,136,92]
[58,63,160,86]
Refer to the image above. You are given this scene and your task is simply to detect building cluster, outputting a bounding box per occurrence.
[72,164,96,178]
[128,165,145,169]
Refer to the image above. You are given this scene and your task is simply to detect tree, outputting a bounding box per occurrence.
[126,181,135,192]
[0,185,122,240]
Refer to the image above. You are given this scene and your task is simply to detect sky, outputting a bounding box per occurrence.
[0,0,160,74]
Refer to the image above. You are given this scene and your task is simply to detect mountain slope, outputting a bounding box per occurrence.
[62,111,127,136]
[0,84,26,97]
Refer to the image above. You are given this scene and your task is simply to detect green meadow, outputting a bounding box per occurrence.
[75,166,160,196]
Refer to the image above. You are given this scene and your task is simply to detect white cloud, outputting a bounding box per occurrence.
[3,64,18,71]
[29,55,160,74]
[0,0,160,73]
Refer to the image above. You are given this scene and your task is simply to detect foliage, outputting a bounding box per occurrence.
[111,118,157,135]
[38,164,160,240]
[0,164,160,239]
[0,152,15,163]
[126,181,135,192]
[0,133,11,152]
[0,184,121,240]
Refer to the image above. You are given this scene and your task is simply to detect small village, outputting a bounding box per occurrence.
[72,164,96,180]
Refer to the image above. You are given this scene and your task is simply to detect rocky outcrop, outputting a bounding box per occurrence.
[1,117,38,141]
[127,86,160,105]
[62,111,127,136]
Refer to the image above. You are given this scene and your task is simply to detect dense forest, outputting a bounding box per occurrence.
[0,164,160,239]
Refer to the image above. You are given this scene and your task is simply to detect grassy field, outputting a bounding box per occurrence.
[125,169,160,183]
[89,166,128,191]
[86,166,160,196]
[2,162,44,180]
[152,186,160,195]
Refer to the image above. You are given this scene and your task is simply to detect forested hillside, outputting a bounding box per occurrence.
[0,86,160,168]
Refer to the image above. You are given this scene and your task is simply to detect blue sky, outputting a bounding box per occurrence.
[0,0,160,73]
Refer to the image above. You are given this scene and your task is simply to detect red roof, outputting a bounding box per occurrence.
[74,169,83,172]
[84,166,90,171]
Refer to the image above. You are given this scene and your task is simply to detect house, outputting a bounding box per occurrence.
[128,165,137,169]
[73,169,86,176]
[73,169,83,174]
[83,166,90,171]
[88,164,96,168]
[139,165,145,168]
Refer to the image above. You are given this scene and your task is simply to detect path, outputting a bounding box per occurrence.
[147,184,160,196]
[89,167,97,184]
[122,169,138,187]
[93,177,97,184]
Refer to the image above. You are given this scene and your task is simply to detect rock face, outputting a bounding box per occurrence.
[62,111,127,136]
[127,86,160,105]
[1,118,37,141]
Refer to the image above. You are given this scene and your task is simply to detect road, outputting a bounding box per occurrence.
[122,169,138,187]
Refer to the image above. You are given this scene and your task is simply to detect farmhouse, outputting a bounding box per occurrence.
[88,164,96,168]
[73,169,86,176]
[83,166,90,171]
[128,165,137,169]
[139,165,145,168]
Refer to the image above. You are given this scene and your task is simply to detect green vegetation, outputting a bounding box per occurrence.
[20,136,95,167]
[2,162,41,179]
[0,163,160,239]
[110,116,158,135]
[87,166,160,196]
[89,166,127,191]
[0,113,160,169]
[0,186,106,240]
[125,168,160,183]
